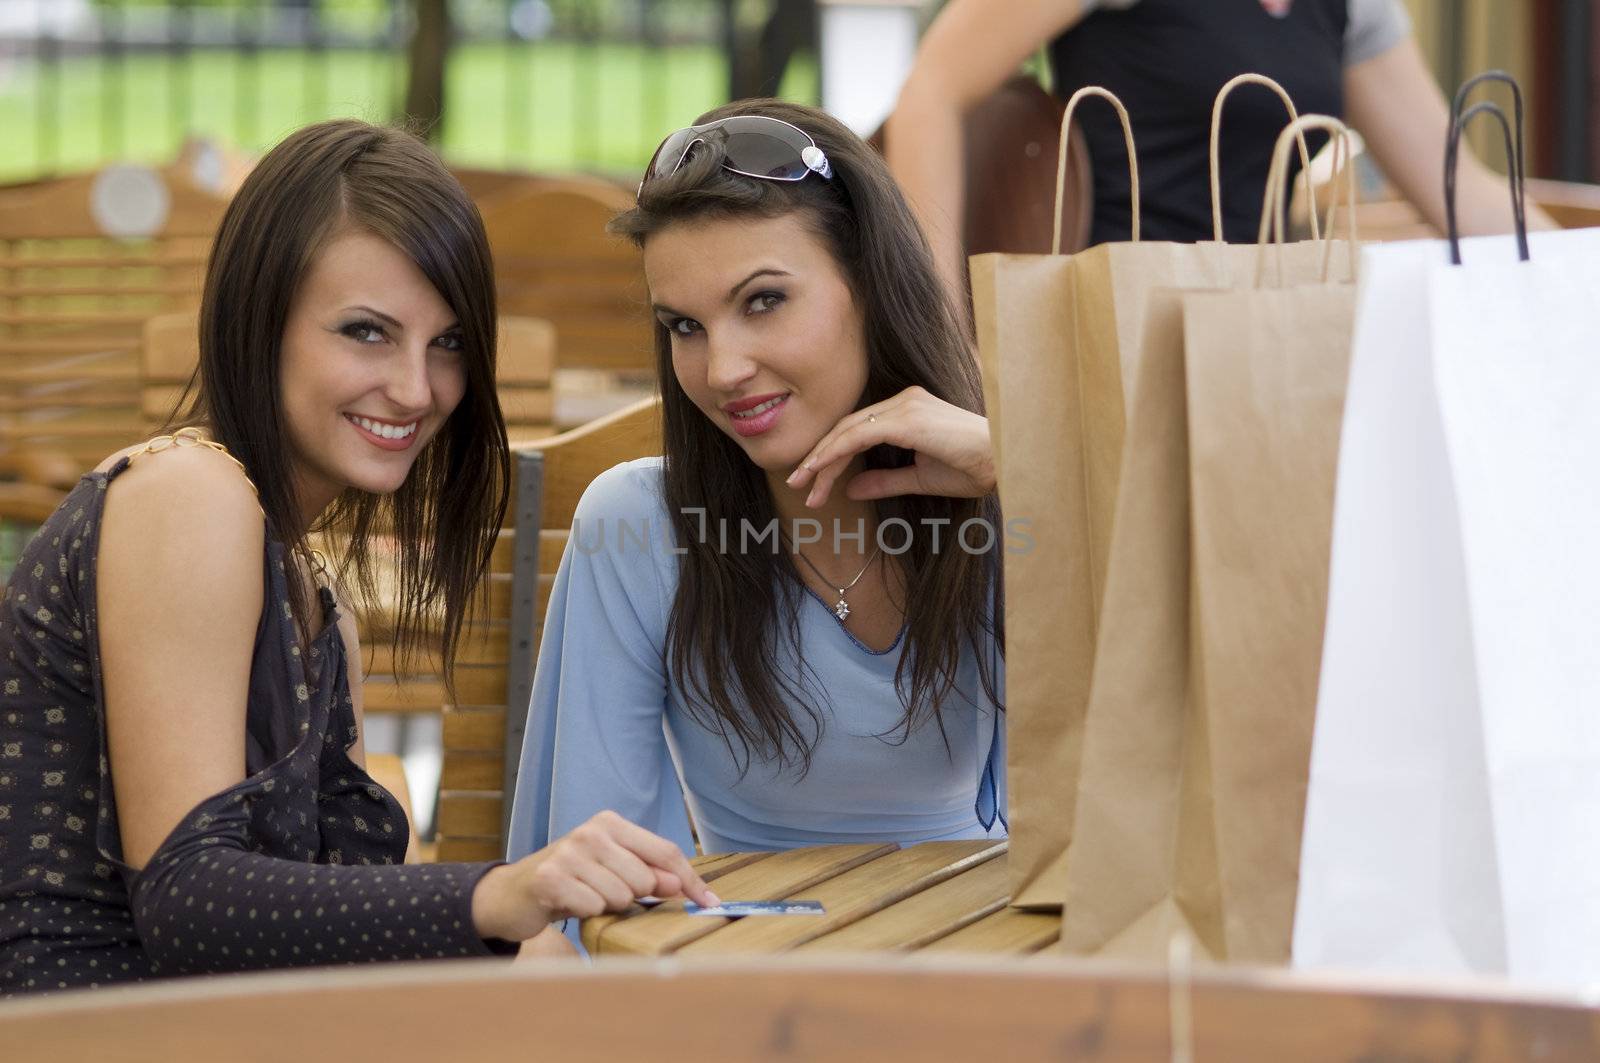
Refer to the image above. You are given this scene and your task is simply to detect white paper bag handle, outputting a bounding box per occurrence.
[1054,86,1140,253]
[1209,73,1319,243]
[1255,114,1360,288]
[1446,71,1531,265]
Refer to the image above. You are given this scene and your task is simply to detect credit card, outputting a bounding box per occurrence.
[684,900,826,917]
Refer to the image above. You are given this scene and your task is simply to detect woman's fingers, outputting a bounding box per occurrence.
[542,874,608,921]
[651,869,683,900]
[571,861,639,913]
[803,455,854,509]
[842,465,925,502]
[604,815,719,907]
[788,391,918,488]
[592,840,661,901]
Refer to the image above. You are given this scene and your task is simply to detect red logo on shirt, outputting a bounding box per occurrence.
[1260,0,1293,15]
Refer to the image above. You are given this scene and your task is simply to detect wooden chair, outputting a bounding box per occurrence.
[478,176,654,375]
[449,166,542,204]
[433,396,663,862]
[0,164,228,481]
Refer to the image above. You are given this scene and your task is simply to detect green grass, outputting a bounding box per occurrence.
[0,41,819,181]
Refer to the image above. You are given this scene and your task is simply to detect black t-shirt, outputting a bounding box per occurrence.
[1050,0,1349,244]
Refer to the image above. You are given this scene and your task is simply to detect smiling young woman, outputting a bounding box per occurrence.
[0,120,712,996]
[507,102,1008,930]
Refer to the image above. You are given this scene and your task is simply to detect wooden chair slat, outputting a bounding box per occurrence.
[498,387,555,425]
[0,281,200,298]
[358,666,506,714]
[358,682,445,715]
[0,253,208,270]
[677,841,1007,956]
[793,847,1012,953]
[0,357,138,377]
[438,751,502,791]
[434,837,501,862]
[434,792,502,837]
[0,311,158,326]
[495,317,556,382]
[357,576,512,640]
[361,630,505,672]
[441,708,506,753]
[590,843,899,957]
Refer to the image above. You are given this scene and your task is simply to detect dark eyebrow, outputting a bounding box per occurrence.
[343,305,403,329]
[727,268,791,301]
[343,306,460,336]
[650,268,793,319]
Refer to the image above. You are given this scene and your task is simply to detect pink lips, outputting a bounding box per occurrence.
[345,414,420,452]
[726,394,789,438]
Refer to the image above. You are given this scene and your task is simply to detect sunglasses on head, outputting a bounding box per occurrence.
[640,114,834,194]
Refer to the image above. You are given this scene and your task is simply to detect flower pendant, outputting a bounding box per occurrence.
[833,596,851,621]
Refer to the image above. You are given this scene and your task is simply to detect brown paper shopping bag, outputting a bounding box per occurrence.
[974,77,1324,911]
[1060,115,1360,960]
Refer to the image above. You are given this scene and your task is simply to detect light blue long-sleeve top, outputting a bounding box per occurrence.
[506,457,1006,871]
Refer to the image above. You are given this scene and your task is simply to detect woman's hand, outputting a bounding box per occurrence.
[786,386,996,508]
[471,811,719,942]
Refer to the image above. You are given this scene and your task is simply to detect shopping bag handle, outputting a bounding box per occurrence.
[1255,114,1360,288]
[1446,71,1530,265]
[1209,73,1319,243]
[1054,86,1140,252]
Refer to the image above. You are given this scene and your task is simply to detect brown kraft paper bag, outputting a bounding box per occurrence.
[974,77,1326,910]
[1060,115,1360,958]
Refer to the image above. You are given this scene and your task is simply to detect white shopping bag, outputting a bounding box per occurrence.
[1294,223,1600,988]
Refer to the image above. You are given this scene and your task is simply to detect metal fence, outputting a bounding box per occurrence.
[0,0,820,182]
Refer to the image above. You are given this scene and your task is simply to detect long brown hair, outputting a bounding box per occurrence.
[184,118,508,690]
[612,100,1003,776]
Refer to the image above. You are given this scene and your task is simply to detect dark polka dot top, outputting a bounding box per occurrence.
[0,454,516,996]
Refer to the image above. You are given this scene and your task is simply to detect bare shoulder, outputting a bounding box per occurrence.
[102,444,264,545]
[98,444,266,619]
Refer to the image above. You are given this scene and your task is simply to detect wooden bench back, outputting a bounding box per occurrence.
[479,177,654,374]
[0,167,227,481]
[435,396,662,862]
[4,954,1596,1060]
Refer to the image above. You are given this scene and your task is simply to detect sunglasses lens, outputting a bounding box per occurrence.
[643,115,827,191]
[649,128,697,179]
[719,117,814,179]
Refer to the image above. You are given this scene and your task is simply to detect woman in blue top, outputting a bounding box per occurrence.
[508,101,1008,912]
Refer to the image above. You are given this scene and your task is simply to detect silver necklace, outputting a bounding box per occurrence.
[787,537,882,621]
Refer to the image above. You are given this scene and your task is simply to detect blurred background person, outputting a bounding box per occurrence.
[886,0,1560,306]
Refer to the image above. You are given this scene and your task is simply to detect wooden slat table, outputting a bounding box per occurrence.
[582,840,1061,958]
